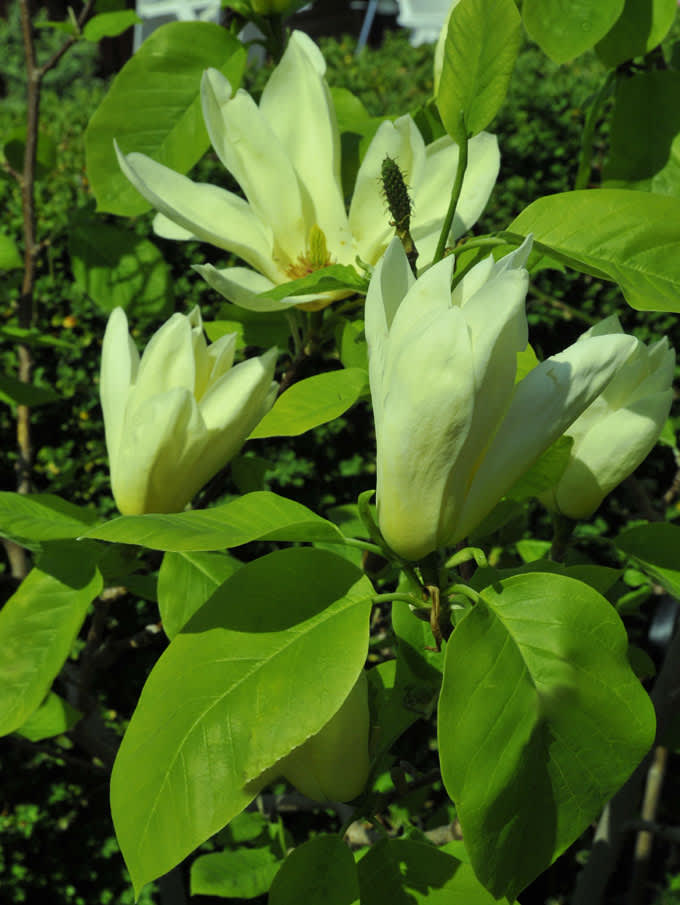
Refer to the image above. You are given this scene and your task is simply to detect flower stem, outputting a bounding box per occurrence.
[343,537,385,556]
[432,125,468,266]
[371,592,427,608]
[574,70,615,191]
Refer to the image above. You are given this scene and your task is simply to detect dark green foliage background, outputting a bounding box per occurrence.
[1,8,680,904]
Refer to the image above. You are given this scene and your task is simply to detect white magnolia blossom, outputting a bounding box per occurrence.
[116,30,500,311]
[100,307,277,515]
[540,315,675,519]
[365,239,641,561]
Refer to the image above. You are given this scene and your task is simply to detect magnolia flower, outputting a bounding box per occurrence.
[365,239,640,561]
[100,307,277,515]
[540,316,675,519]
[116,30,500,312]
[278,672,370,802]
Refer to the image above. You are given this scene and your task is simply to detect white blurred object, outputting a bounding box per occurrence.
[397,0,451,45]
[133,0,222,52]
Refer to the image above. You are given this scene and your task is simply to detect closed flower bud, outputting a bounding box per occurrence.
[279,671,370,803]
[100,307,278,515]
[539,315,675,519]
[365,240,641,561]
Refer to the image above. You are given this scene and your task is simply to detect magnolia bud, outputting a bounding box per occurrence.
[365,240,640,560]
[100,307,278,515]
[279,672,370,803]
[540,316,675,519]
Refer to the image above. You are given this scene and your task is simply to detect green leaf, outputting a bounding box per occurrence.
[83,491,344,551]
[509,189,680,311]
[0,375,60,409]
[0,324,76,350]
[515,539,552,563]
[110,548,373,895]
[604,71,680,199]
[205,305,290,352]
[523,0,625,62]
[191,846,280,898]
[0,492,100,550]
[0,232,22,270]
[270,835,359,905]
[158,550,242,638]
[258,264,369,302]
[231,454,271,494]
[436,0,522,143]
[251,369,368,439]
[659,417,677,449]
[597,0,677,66]
[357,839,509,905]
[82,10,141,41]
[0,549,102,737]
[330,86,384,200]
[337,319,368,372]
[506,435,573,501]
[366,600,443,764]
[471,561,622,596]
[34,19,77,35]
[515,343,539,383]
[85,22,246,216]
[3,127,58,179]
[69,219,173,318]
[616,522,680,597]
[438,572,655,900]
[15,692,81,742]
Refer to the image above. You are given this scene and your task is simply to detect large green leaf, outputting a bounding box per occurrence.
[69,219,173,318]
[0,375,60,409]
[83,491,344,551]
[269,836,359,905]
[616,522,680,598]
[82,10,140,41]
[438,572,655,900]
[0,492,100,550]
[436,0,521,143]
[0,546,102,736]
[191,846,280,899]
[509,189,680,311]
[15,692,81,742]
[604,71,680,199]
[0,232,22,271]
[357,839,512,905]
[110,548,373,895]
[523,0,625,62]
[250,369,368,439]
[205,306,290,352]
[85,22,246,216]
[597,0,677,66]
[157,550,242,638]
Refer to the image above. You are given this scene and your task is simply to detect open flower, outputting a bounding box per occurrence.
[539,315,675,519]
[116,30,500,312]
[100,307,277,515]
[365,239,640,561]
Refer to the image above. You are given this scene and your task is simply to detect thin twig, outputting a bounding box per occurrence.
[629,746,669,905]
